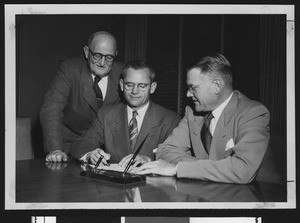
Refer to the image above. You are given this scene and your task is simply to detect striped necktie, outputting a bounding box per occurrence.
[93,75,103,108]
[129,110,138,151]
[201,112,214,153]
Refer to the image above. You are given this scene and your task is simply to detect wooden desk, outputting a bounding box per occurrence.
[16,159,286,202]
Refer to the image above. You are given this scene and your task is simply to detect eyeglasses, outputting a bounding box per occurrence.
[123,82,150,91]
[188,83,203,94]
[88,48,115,62]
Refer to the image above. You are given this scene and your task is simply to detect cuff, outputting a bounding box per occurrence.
[80,152,92,163]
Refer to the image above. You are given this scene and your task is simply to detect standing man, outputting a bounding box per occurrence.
[40,31,123,162]
[70,60,181,167]
[136,53,279,184]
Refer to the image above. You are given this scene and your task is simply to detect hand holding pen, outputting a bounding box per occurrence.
[89,148,111,167]
[123,134,149,174]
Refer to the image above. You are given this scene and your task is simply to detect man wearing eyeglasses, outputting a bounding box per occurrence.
[70,60,181,167]
[40,31,123,163]
[135,53,280,184]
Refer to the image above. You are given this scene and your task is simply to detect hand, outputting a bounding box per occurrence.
[45,161,68,171]
[88,148,111,165]
[134,159,177,176]
[45,150,68,162]
[118,154,151,168]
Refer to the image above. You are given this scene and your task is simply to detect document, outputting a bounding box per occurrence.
[89,163,126,172]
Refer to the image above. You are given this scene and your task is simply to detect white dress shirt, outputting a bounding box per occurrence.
[127,102,149,132]
[210,92,233,136]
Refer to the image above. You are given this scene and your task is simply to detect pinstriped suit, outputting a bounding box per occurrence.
[40,56,123,154]
[71,101,181,163]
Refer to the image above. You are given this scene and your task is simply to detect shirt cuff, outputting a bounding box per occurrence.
[80,152,91,163]
[174,163,179,176]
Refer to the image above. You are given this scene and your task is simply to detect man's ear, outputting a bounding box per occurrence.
[83,46,89,59]
[150,82,157,94]
[213,78,221,95]
[120,79,124,91]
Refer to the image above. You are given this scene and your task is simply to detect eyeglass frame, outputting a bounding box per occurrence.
[187,83,203,94]
[188,78,217,94]
[123,82,152,92]
[88,47,116,63]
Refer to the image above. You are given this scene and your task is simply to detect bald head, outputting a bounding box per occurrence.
[88,31,117,52]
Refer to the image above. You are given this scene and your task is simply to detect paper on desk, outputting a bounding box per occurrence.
[89,163,126,172]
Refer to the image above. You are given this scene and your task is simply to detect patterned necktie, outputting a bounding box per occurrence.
[93,75,103,108]
[129,110,138,151]
[201,112,214,153]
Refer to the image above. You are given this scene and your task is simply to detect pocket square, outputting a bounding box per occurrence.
[225,138,235,151]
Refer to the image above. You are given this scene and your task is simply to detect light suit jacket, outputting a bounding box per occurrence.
[71,101,181,162]
[40,56,124,154]
[157,90,280,184]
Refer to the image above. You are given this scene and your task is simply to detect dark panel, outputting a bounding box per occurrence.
[147,15,180,113]
[57,217,119,223]
[223,15,260,101]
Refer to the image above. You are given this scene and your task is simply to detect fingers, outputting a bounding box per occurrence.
[90,148,111,165]
[45,161,67,171]
[134,161,155,174]
[118,154,133,167]
[45,150,68,162]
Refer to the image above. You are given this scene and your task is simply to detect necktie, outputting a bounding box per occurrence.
[129,110,138,151]
[93,75,103,108]
[201,112,214,153]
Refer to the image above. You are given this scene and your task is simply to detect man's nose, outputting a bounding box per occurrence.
[99,57,106,66]
[132,85,139,94]
[187,89,193,97]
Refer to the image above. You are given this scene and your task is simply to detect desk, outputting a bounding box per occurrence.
[16,159,286,202]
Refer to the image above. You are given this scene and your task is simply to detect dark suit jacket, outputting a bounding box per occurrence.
[157,90,281,184]
[71,101,181,162]
[40,56,124,154]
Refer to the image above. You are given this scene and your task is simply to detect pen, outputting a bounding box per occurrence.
[124,133,149,174]
[94,155,104,169]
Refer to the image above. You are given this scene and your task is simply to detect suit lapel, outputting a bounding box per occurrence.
[111,104,131,160]
[103,65,119,106]
[132,102,157,155]
[192,114,209,159]
[210,91,238,160]
[81,61,98,113]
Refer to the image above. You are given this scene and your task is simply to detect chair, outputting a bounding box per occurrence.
[16,117,34,160]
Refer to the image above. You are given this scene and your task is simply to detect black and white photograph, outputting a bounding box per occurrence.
[4,4,295,209]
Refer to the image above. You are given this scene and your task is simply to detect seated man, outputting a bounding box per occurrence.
[71,60,181,167]
[40,31,123,162]
[136,53,280,184]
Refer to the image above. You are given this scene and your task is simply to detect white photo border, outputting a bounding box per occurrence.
[5,4,295,209]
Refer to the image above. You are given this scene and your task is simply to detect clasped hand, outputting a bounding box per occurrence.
[45,150,68,162]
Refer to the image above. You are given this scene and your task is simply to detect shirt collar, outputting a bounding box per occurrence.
[91,74,108,83]
[212,92,233,122]
[127,102,150,119]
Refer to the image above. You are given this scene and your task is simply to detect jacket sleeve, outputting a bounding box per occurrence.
[176,104,270,184]
[70,109,105,160]
[40,61,72,153]
[156,107,199,163]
